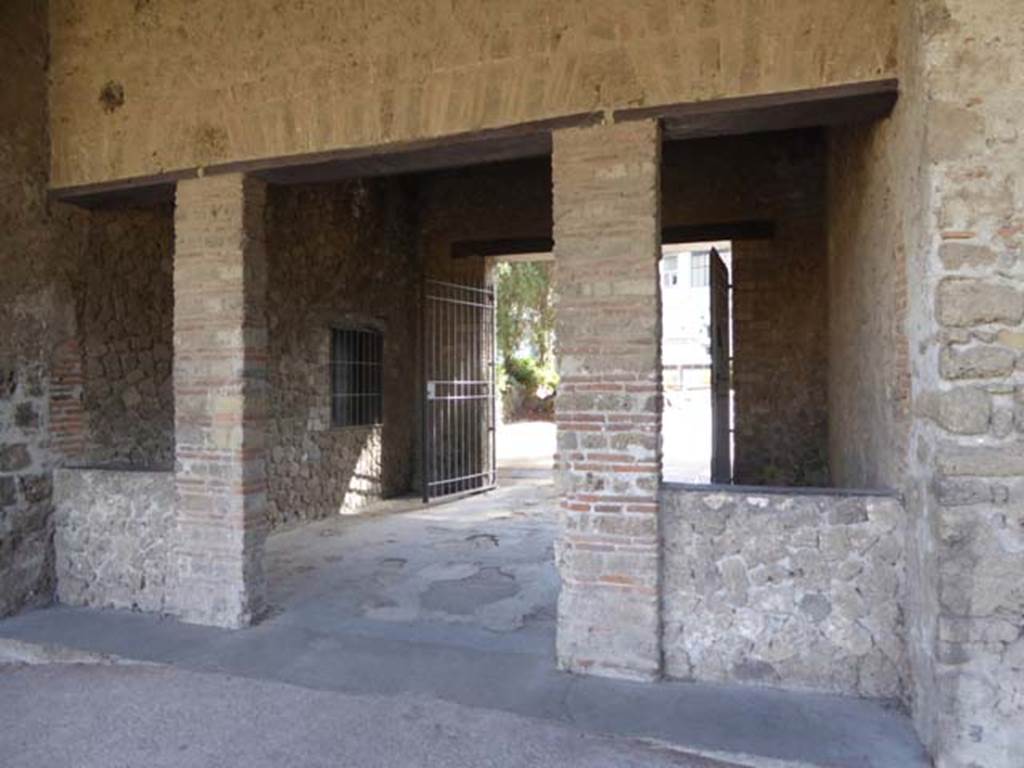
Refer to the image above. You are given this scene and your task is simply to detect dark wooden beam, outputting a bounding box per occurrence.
[47,169,192,209]
[451,237,554,259]
[451,220,775,259]
[662,220,775,244]
[234,112,601,185]
[618,79,898,141]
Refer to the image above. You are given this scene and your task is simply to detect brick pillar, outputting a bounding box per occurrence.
[552,119,662,680]
[172,174,267,628]
[49,338,85,461]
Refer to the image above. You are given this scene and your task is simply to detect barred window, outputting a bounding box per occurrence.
[690,251,710,288]
[330,327,383,427]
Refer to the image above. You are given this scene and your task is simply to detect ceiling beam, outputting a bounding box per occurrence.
[618,79,898,141]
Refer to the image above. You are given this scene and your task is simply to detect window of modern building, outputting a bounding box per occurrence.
[690,251,710,288]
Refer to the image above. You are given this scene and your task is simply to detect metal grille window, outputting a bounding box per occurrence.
[690,251,710,288]
[330,327,383,427]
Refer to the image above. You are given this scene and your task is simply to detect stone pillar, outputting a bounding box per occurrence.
[903,3,1024,766]
[552,119,662,680]
[172,174,268,628]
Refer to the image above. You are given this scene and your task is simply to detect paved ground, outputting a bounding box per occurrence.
[0,664,739,768]
[496,419,556,471]
[663,388,715,483]
[0,474,928,768]
[266,472,558,638]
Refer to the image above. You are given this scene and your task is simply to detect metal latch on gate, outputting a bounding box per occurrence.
[426,381,436,400]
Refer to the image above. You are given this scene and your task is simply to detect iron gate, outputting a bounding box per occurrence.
[421,278,497,501]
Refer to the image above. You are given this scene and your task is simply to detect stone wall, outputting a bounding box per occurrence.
[662,486,906,700]
[0,362,59,617]
[662,132,829,486]
[829,2,1024,764]
[53,468,175,612]
[265,180,418,527]
[48,0,898,188]
[417,158,551,283]
[904,2,1024,764]
[0,0,86,618]
[76,207,174,469]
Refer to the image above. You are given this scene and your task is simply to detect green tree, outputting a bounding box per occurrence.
[495,261,555,367]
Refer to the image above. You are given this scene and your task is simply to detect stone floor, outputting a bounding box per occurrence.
[0,474,928,767]
[496,419,556,471]
[265,471,559,648]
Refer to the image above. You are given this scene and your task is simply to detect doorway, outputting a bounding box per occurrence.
[490,254,558,479]
[660,241,734,484]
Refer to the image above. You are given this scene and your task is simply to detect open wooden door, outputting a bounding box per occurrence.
[709,248,732,484]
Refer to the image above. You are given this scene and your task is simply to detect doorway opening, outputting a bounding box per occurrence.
[489,253,558,479]
[660,241,734,484]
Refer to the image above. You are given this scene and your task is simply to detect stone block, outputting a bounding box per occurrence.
[918,387,992,434]
[0,367,16,400]
[941,345,1016,380]
[938,242,998,270]
[18,474,51,504]
[0,444,32,472]
[938,445,1024,477]
[0,477,16,507]
[13,403,39,430]
[936,278,1023,327]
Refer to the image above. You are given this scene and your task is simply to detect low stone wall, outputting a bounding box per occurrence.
[53,468,175,613]
[662,485,906,700]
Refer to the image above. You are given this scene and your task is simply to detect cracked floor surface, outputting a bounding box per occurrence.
[265,472,558,641]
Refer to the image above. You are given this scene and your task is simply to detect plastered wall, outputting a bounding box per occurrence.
[826,116,914,491]
[48,0,897,188]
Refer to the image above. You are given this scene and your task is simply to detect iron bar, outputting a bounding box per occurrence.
[421,278,497,501]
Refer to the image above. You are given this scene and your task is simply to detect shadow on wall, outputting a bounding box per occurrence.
[264,181,419,527]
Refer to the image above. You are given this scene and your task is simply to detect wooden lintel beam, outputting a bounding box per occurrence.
[451,220,776,259]
[619,79,898,141]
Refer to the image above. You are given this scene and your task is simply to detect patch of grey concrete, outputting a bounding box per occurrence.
[0,664,741,768]
[633,738,821,768]
[0,636,153,667]
[420,566,520,615]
